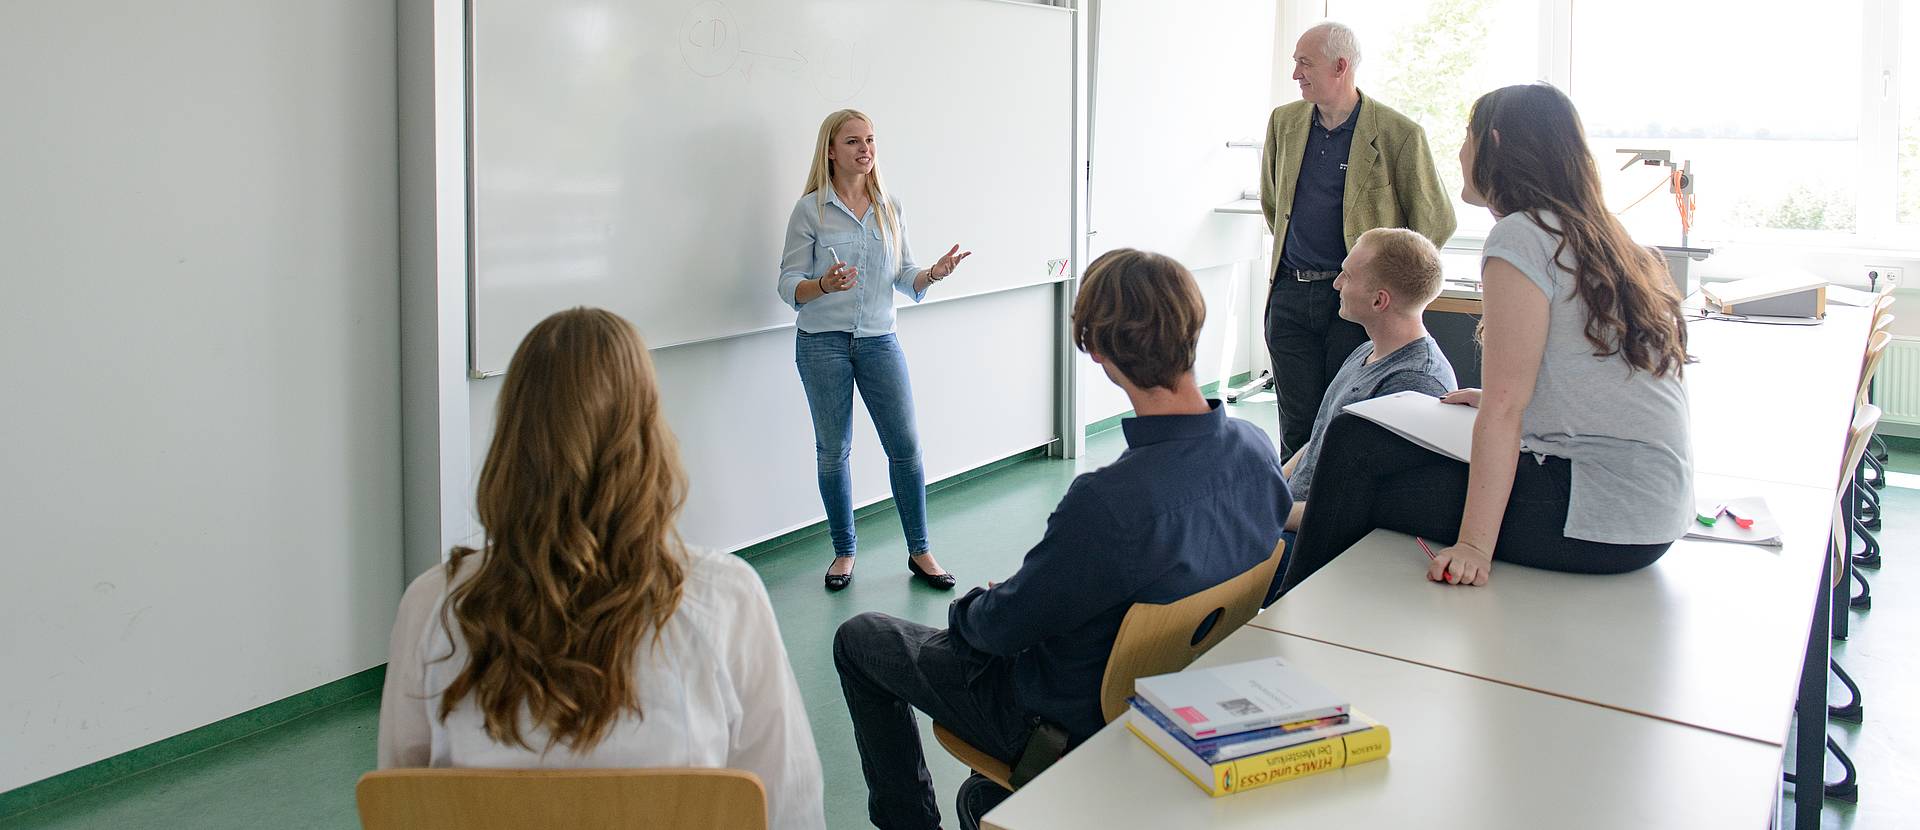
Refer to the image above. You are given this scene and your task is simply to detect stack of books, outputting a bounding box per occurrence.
[1125,657,1390,797]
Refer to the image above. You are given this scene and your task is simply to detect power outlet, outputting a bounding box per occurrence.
[1865,265,1904,289]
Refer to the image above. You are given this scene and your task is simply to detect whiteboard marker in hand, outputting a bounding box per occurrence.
[826,247,856,292]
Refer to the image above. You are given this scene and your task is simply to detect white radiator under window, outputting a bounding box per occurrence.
[1874,336,1920,425]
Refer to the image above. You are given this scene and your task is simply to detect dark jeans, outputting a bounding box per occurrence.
[834,612,1033,830]
[1266,274,1368,457]
[795,331,930,558]
[1274,414,1672,599]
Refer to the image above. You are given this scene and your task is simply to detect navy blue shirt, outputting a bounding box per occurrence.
[1280,100,1361,272]
[947,401,1292,740]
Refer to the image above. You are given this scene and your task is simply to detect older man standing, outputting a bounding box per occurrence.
[1261,21,1455,457]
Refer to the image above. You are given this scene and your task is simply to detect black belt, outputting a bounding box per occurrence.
[1281,268,1341,282]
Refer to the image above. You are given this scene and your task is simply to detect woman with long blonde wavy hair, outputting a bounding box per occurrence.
[776,108,972,592]
[375,308,824,830]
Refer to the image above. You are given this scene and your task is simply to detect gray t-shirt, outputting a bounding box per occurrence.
[1290,336,1456,501]
[1482,211,1694,545]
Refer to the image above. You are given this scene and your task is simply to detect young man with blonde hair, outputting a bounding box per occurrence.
[1267,227,1457,604]
[834,249,1291,830]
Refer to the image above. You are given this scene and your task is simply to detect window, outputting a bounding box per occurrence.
[1574,0,1862,245]
[1901,14,1919,226]
[1329,0,1542,240]
[1304,0,1913,249]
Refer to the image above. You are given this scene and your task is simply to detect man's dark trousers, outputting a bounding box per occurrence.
[1265,272,1367,457]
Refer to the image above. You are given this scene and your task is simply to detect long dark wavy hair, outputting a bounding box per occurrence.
[438,307,689,752]
[1466,83,1689,377]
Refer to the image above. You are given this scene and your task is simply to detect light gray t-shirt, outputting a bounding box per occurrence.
[1290,336,1456,501]
[1483,211,1694,545]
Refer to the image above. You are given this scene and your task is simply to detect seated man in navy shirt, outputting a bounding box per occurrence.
[833,249,1292,830]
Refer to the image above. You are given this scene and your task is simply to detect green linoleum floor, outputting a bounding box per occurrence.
[3,402,1914,829]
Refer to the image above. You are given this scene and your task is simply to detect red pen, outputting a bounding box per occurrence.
[1723,507,1755,530]
[1415,536,1437,561]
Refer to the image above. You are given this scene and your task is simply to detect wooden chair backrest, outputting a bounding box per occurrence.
[1832,403,1882,584]
[356,768,768,830]
[1856,329,1892,407]
[1097,540,1287,723]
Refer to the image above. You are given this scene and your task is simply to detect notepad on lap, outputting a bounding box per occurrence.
[1688,496,1784,547]
[1341,390,1476,463]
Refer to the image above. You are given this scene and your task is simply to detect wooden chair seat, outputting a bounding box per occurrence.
[933,723,1014,790]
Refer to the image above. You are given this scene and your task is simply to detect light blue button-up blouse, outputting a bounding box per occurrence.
[777,189,926,336]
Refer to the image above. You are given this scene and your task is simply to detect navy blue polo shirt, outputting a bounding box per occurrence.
[945,401,1292,740]
[1280,100,1361,273]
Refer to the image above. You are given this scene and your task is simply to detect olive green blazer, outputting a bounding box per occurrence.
[1259,90,1457,272]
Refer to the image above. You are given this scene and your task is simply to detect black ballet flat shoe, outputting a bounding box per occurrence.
[908,556,956,591]
[824,560,855,592]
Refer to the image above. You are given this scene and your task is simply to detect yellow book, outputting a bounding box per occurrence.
[1126,708,1391,797]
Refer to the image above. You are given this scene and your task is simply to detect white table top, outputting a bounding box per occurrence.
[1683,305,1870,487]
[1252,473,1834,746]
[982,629,1782,830]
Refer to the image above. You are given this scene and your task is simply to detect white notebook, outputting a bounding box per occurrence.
[1341,390,1476,463]
[1134,657,1350,740]
[1687,496,1784,547]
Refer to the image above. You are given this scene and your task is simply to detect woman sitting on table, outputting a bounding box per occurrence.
[376,308,825,830]
[1276,82,1693,592]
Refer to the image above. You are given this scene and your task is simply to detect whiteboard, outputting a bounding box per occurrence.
[470,0,1076,374]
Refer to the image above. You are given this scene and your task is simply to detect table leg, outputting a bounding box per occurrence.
[1794,549,1832,826]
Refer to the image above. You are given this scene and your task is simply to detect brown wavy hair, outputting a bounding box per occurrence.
[1466,83,1689,377]
[1072,248,1206,391]
[438,307,689,752]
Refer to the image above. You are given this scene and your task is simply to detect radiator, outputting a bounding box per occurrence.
[1875,336,1920,425]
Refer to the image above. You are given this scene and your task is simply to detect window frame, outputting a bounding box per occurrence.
[1305,0,1915,251]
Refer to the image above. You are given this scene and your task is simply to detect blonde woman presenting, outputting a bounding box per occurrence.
[777,109,970,592]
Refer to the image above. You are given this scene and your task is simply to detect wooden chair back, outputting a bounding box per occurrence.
[1856,328,1892,407]
[1097,540,1287,723]
[1832,404,1882,584]
[355,768,768,830]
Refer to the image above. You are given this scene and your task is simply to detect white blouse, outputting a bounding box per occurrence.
[376,545,825,830]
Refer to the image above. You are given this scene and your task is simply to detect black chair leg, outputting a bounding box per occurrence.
[1870,433,1889,464]
[1782,737,1860,803]
[1865,446,1887,490]
[1830,659,1863,722]
[1852,567,1872,610]
[1853,519,1882,570]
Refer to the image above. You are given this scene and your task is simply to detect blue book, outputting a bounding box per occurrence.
[1128,697,1366,764]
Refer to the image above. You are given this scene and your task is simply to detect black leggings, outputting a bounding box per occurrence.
[1275,414,1672,598]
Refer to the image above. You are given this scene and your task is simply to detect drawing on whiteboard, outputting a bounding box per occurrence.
[678,0,868,101]
[680,0,739,77]
[741,47,807,83]
[809,37,870,102]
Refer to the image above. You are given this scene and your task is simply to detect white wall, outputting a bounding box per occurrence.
[1079,0,1276,422]
[399,0,475,580]
[1078,262,1260,421]
[466,286,1059,554]
[0,0,400,791]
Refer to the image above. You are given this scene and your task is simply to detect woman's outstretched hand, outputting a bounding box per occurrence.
[928,244,972,281]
